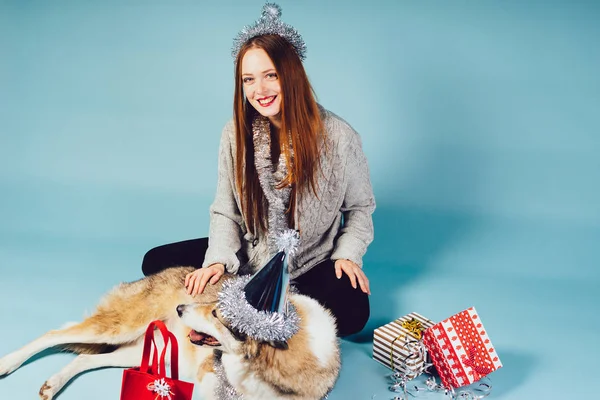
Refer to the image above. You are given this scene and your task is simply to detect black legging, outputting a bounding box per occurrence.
[141,238,370,337]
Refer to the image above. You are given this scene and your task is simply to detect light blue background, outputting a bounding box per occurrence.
[1,0,598,399]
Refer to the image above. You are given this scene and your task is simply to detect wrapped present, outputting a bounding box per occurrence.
[373,312,435,379]
[423,306,502,389]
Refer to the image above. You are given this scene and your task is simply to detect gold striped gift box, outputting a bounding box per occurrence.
[373,312,435,379]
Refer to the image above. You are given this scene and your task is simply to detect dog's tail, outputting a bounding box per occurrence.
[60,343,119,355]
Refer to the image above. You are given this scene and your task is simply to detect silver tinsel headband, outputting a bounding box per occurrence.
[231,3,306,61]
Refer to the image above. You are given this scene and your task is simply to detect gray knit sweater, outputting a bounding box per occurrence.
[202,107,376,279]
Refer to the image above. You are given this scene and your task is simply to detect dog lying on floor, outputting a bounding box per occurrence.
[0,267,340,399]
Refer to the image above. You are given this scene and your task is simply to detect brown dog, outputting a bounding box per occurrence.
[0,267,340,399]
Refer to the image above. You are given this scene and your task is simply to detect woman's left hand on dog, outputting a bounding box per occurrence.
[185,263,225,296]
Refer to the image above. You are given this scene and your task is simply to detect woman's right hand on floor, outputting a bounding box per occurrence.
[185,263,225,296]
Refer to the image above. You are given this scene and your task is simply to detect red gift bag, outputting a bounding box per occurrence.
[120,320,194,400]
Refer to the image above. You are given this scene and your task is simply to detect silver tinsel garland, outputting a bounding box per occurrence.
[231,3,306,61]
[217,275,300,342]
[252,115,293,255]
[213,351,243,400]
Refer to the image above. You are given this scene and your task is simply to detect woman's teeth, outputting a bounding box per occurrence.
[258,96,276,106]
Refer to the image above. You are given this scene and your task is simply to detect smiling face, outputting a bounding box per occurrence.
[241,47,282,127]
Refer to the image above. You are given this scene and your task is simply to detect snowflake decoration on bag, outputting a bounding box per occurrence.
[147,378,174,399]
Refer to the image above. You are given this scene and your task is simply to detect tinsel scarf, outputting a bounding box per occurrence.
[252,115,292,254]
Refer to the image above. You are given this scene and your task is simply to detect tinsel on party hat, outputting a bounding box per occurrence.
[217,229,300,342]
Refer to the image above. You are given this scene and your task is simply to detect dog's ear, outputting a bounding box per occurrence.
[267,340,289,350]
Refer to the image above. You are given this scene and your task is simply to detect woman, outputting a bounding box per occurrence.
[142,4,375,337]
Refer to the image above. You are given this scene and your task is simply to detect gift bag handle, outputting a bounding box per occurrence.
[139,320,180,379]
[147,335,160,375]
[163,329,180,379]
[154,322,181,380]
[139,321,163,375]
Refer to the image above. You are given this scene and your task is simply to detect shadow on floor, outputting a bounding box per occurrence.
[488,348,538,398]
[345,203,477,344]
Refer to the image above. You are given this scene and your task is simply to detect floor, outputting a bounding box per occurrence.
[0,183,597,399]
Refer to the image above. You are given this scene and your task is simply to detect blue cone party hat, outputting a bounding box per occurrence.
[244,249,290,314]
[217,230,300,342]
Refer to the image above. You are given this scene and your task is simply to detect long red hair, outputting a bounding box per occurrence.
[233,34,324,235]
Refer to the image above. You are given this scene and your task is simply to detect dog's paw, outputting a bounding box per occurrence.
[39,381,57,400]
[0,353,23,377]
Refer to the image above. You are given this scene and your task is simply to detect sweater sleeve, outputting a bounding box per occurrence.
[330,126,376,267]
[202,121,244,274]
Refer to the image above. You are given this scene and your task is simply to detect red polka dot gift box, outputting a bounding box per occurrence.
[422,306,502,389]
[373,312,435,379]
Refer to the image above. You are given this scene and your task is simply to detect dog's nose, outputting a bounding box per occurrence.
[176,304,185,317]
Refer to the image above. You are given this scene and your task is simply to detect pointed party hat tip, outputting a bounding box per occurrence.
[275,229,300,255]
[242,229,298,314]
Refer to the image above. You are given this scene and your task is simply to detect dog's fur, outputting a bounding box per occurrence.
[0,267,340,400]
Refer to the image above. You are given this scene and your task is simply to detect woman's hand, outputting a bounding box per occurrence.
[185,263,225,296]
[334,259,371,295]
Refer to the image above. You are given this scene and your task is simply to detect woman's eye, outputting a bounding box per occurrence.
[266,73,278,80]
[243,77,253,84]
